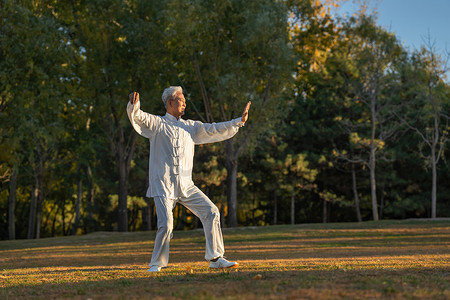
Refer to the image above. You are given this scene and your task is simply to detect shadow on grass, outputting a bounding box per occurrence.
[2,248,448,272]
[3,266,450,299]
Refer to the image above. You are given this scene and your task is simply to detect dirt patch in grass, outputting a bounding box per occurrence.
[1,220,449,299]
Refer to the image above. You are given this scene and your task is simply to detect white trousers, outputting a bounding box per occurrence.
[149,185,225,267]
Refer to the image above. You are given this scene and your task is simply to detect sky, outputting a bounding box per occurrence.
[336,0,450,56]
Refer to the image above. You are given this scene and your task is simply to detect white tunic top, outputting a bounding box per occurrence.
[127,101,244,199]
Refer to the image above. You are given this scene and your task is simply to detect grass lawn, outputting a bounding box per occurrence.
[1,220,449,299]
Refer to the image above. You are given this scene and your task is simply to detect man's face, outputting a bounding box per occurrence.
[170,92,186,117]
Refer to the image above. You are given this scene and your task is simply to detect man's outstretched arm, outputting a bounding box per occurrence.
[127,91,159,138]
[192,101,252,145]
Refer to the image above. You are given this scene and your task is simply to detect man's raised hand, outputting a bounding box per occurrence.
[129,92,139,105]
[241,101,251,123]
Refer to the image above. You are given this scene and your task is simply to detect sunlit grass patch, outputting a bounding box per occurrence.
[1,220,449,299]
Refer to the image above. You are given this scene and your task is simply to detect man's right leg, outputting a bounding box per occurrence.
[149,197,175,270]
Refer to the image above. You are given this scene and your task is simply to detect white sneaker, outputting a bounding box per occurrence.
[209,257,239,269]
[147,265,161,272]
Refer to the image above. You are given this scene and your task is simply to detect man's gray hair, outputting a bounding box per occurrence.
[162,86,183,108]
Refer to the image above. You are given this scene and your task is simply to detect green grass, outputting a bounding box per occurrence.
[1,220,449,299]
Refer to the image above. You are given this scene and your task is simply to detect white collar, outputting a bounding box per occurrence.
[165,112,181,122]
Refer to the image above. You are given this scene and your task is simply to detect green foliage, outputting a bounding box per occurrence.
[1,1,450,239]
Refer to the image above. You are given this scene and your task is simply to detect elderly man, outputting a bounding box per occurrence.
[127,86,251,272]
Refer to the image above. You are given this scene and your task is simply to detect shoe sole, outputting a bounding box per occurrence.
[147,268,161,272]
[210,262,239,269]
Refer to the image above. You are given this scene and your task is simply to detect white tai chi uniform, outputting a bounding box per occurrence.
[127,101,244,267]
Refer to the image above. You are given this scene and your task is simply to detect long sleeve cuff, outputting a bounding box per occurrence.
[232,117,245,128]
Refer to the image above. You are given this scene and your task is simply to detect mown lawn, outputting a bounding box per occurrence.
[1,220,449,299]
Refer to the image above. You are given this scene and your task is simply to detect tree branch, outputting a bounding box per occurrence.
[393,111,432,148]
[193,58,213,123]
[126,131,137,175]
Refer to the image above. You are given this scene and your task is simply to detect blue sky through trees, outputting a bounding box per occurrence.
[337,0,449,55]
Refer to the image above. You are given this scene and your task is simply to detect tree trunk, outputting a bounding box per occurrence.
[117,155,128,232]
[369,154,378,221]
[8,165,18,240]
[35,162,45,239]
[369,150,379,221]
[86,165,95,232]
[379,185,385,220]
[35,203,42,238]
[62,197,66,235]
[142,197,153,231]
[113,124,136,232]
[51,205,59,236]
[72,178,82,235]
[431,149,437,218]
[219,204,225,229]
[430,87,439,219]
[225,138,238,227]
[351,164,362,222]
[290,189,295,225]
[115,127,128,232]
[142,170,152,231]
[194,215,200,229]
[27,178,38,239]
[322,199,327,223]
[369,97,379,221]
[273,192,277,225]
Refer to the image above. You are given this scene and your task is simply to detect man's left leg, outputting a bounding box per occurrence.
[180,186,238,268]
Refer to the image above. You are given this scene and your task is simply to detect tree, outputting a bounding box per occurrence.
[165,0,294,226]
[330,15,404,220]
[395,44,449,218]
[63,0,169,231]
[1,0,74,238]
[289,0,356,223]
[259,136,317,225]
